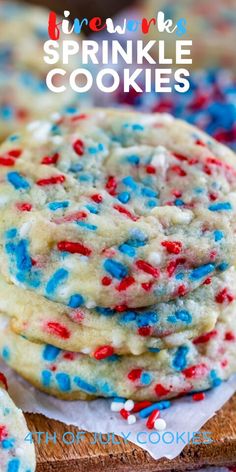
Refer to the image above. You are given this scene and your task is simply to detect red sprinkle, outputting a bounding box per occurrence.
[203,277,212,285]
[136,260,160,278]
[41,153,59,165]
[0,156,15,166]
[93,345,114,360]
[8,149,22,158]
[37,175,65,186]
[162,240,182,254]
[141,281,153,292]
[127,369,142,382]
[146,409,160,429]
[116,276,135,292]
[177,284,187,296]
[91,193,103,203]
[170,165,187,177]
[57,241,92,256]
[113,204,138,221]
[45,322,70,339]
[0,373,8,390]
[101,276,112,286]
[146,165,156,174]
[114,304,128,312]
[16,202,32,212]
[183,364,208,378]
[173,152,188,161]
[106,176,117,196]
[0,425,8,441]
[225,331,235,341]
[54,211,87,224]
[193,330,218,345]
[131,401,152,413]
[120,408,129,420]
[215,288,234,305]
[155,384,170,397]
[63,352,76,361]
[192,392,205,402]
[73,139,84,156]
[138,326,152,337]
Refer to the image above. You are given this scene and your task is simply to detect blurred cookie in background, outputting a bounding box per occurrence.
[0,1,90,141]
[142,0,236,70]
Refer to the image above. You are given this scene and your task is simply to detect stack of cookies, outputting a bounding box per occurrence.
[0,108,235,401]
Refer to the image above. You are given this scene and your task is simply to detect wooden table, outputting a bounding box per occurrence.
[26,394,236,472]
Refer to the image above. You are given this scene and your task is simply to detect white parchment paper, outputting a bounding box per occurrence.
[1,361,236,460]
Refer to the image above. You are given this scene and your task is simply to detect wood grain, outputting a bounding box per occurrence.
[25,394,236,472]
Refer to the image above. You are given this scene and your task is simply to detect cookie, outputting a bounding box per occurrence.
[0,306,235,402]
[0,268,235,356]
[0,109,235,309]
[0,1,88,141]
[0,371,36,471]
[143,0,236,70]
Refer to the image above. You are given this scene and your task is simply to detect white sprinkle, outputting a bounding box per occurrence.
[127,414,136,425]
[124,399,134,411]
[148,251,162,266]
[80,347,91,354]
[85,300,96,309]
[111,401,125,412]
[27,121,51,143]
[154,418,166,431]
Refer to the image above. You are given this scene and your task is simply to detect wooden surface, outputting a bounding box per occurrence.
[26,394,236,472]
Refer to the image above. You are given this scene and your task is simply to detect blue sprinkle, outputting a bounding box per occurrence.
[127,155,140,165]
[189,264,215,280]
[7,458,20,472]
[96,307,115,316]
[175,309,192,324]
[208,202,232,211]
[42,345,61,361]
[139,401,171,418]
[129,228,147,243]
[16,240,32,272]
[5,228,17,239]
[7,172,30,190]
[132,123,144,131]
[146,199,157,208]
[48,201,69,211]
[141,187,158,198]
[148,347,160,353]
[86,204,99,214]
[45,269,68,296]
[172,346,189,371]
[118,243,135,257]
[210,369,222,387]
[9,134,19,142]
[77,221,97,231]
[217,262,229,272]
[74,376,97,394]
[214,230,224,242]
[104,259,128,280]
[68,294,84,308]
[122,176,137,189]
[112,397,126,403]
[140,372,152,385]
[117,192,130,204]
[174,199,185,206]
[2,346,10,361]
[119,311,136,323]
[56,373,71,392]
[41,370,52,387]
[137,312,158,327]
[2,438,15,449]
[175,272,184,280]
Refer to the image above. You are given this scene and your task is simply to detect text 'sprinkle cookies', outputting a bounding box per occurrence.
[0,1,88,142]
[0,268,235,356]
[0,110,236,309]
[0,308,235,402]
[0,371,36,471]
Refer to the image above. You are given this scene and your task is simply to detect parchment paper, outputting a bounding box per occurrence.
[1,361,235,460]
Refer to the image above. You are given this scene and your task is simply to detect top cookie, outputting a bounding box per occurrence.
[0,109,235,308]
